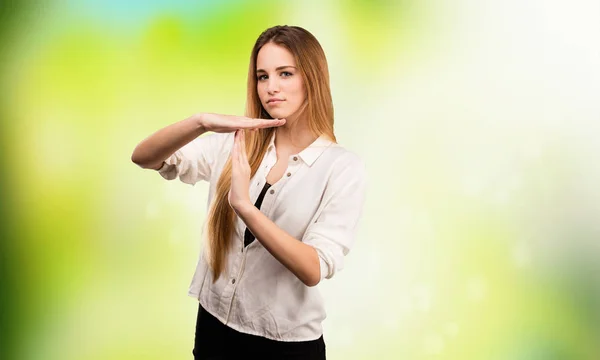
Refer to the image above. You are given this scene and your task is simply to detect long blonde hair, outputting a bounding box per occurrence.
[205,25,337,282]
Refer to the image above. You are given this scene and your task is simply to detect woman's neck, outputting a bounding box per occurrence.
[274,118,317,154]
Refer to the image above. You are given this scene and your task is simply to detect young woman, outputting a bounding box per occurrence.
[131,25,367,360]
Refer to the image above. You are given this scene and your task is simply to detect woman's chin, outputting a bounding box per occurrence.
[268,111,289,119]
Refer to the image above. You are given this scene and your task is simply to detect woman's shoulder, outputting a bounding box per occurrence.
[319,143,368,196]
[326,142,366,168]
[322,143,367,180]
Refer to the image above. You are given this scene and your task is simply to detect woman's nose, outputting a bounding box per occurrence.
[267,79,279,94]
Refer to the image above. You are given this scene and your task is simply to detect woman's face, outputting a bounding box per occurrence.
[256,42,306,120]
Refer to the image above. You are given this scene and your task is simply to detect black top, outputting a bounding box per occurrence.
[243,182,272,248]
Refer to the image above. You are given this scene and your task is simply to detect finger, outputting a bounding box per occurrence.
[232,130,239,160]
[240,130,248,163]
[255,119,286,128]
[237,118,286,129]
[236,130,244,164]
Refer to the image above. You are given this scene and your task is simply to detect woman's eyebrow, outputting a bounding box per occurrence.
[256,65,297,73]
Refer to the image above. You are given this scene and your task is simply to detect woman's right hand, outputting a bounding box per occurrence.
[199,113,286,133]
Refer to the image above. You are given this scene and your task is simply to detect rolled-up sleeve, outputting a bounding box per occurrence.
[302,153,368,281]
[157,132,232,185]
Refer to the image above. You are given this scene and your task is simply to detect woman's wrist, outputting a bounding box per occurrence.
[193,112,207,133]
[232,200,255,218]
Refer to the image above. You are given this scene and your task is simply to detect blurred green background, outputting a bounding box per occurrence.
[1,0,599,359]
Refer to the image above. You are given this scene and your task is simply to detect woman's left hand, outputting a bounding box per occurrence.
[228,129,252,214]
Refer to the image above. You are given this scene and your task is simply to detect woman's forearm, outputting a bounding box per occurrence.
[236,203,321,287]
[131,113,207,169]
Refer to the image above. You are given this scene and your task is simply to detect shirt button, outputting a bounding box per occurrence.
[293,156,298,161]
[232,278,236,284]
[286,172,291,177]
[269,189,275,194]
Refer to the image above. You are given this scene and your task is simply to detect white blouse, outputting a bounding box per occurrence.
[157,130,367,341]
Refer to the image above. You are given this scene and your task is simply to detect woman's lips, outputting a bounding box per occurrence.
[267,100,284,106]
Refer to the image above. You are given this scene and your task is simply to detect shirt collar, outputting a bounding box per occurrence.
[267,132,334,167]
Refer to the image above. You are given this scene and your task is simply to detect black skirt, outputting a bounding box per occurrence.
[193,303,326,360]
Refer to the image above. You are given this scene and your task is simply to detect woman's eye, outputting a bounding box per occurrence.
[257,72,292,80]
